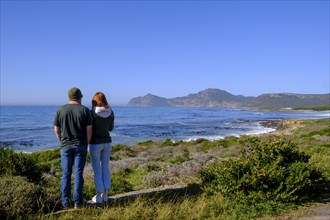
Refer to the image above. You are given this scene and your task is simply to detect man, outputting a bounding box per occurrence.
[54,87,92,209]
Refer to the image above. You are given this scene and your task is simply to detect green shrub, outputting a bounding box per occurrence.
[40,175,62,213]
[0,147,42,182]
[138,140,154,147]
[109,174,134,196]
[30,148,61,173]
[0,176,42,218]
[30,148,60,163]
[293,105,330,111]
[300,144,330,179]
[308,127,330,136]
[112,144,130,153]
[200,138,329,203]
[192,137,238,152]
[171,149,190,164]
[84,168,136,199]
[162,138,179,146]
[111,144,138,160]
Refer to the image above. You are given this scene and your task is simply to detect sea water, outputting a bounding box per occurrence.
[0,106,329,152]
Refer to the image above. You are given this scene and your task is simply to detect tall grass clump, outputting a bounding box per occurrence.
[200,137,329,218]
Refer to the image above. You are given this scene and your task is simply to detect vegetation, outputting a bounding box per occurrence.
[0,146,43,182]
[200,138,328,218]
[0,176,42,218]
[293,104,330,111]
[0,118,329,219]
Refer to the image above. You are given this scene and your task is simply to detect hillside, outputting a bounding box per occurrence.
[127,88,330,108]
[127,94,171,107]
[127,88,254,107]
[245,93,330,108]
[170,88,254,107]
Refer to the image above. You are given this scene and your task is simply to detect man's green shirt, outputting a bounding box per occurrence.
[54,104,92,148]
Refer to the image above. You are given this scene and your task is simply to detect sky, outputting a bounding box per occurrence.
[1,0,329,106]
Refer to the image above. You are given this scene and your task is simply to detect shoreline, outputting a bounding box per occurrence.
[2,106,329,153]
[3,117,327,154]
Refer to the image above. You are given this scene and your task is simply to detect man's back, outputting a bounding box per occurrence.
[54,104,91,147]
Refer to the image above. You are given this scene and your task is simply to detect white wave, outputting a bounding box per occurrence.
[183,135,226,142]
[252,112,264,115]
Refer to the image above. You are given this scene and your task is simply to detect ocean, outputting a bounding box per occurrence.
[0,106,329,152]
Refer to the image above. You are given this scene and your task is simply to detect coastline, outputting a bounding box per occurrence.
[1,106,329,153]
[2,115,328,154]
[258,118,303,135]
[2,118,329,219]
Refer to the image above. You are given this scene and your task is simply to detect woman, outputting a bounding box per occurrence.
[89,92,114,204]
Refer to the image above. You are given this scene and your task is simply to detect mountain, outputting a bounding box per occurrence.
[169,89,254,107]
[127,94,171,107]
[245,93,330,108]
[127,89,330,108]
[127,89,253,107]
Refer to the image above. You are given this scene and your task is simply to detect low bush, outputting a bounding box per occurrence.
[138,140,154,147]
[30,148,60,163]
[190,137,238,152]
[111,144,138,160]
[30,148,61,173]
[293,105,330,111]
[200,138,329,204]
[162,138,180,147]
[109,174,134,196]
[171,149,190,164]
[0,176,42,219]
[0,147,42,182]
[300,144,330,180]
[40,175,62,213]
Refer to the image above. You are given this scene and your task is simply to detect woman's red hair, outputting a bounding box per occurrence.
[92,92,110,109]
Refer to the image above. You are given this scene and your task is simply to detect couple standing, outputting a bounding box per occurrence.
[53,87,114,209]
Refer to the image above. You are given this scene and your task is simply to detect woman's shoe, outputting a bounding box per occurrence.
[102,191,108,202]
[92,194,102,204]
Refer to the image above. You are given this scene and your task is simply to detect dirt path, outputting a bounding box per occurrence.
[277,193,330,220]
[288,203,330,220]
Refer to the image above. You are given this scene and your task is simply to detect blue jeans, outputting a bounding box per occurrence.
[89,142,112,193]
[60,145,87,207]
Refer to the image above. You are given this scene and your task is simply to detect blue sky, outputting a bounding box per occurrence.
[1,0,329,106]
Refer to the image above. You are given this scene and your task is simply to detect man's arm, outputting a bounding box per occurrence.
[54,126,61,141]
[86,125,92,143]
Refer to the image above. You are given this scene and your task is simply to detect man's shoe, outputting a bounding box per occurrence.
[74,199,87,209]
[62,204,70,210]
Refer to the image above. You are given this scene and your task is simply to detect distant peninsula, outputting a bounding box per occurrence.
[127,88,330,109]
